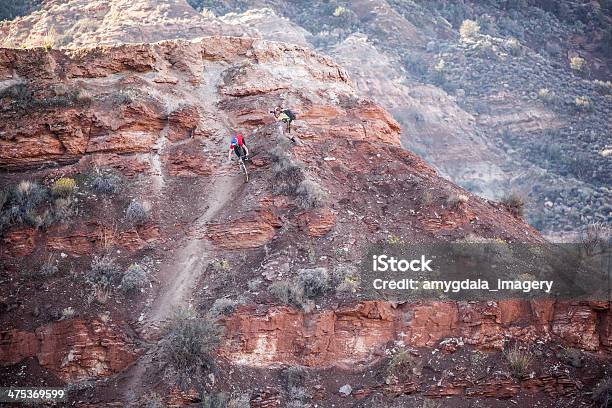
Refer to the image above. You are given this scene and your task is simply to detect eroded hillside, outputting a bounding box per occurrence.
[0,35,611,407]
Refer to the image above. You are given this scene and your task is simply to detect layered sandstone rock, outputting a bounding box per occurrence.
[221,300,611,367]
[0,319,137,381]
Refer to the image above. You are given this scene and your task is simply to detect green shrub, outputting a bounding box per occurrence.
[52,197,75,221]
[87,255,120,290]
[227,393,250,408]
[120,263,147,294]
[592,378,612,408]
[42,26,57,50]
[446,192,469,209]
[574,96,593,112]
[295,179,326,209]
[201,393,229,408]
[593,79,612,95]
[501,192,525,217]
[569,56,586,73]
[297,267,329,298]
[39,256,58,277]
[505,37,522,56]
[505,344,532,379]
[91,172,120,194]
[51,177,76,197]
[60,306,76,320]
[281,366,308,406]
[208,297,240,318]
[537,88,556,105]
[125,200,150,226]
[269,280,305,308]
[2,180,48,228]
[158,308,221,390]
[387,350,421,383]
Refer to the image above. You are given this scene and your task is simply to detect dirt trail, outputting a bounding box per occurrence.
[144,171,239,329]
[121,60,243,400]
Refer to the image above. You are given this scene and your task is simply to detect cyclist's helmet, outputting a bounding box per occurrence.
[230,136,238,146]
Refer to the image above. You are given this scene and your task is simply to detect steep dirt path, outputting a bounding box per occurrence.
[144,171,239,330]
[121,61,243,400]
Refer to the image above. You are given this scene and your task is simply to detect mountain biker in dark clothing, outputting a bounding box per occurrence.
[271,106,297,142]
[228,134,249,162]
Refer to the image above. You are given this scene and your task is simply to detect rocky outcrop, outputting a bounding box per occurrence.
[3,223,160,257]
[0,0,249,49]
[206,210,281,249]
[221,300,611,367]
[0,319,137,381]
[296,208,336,237]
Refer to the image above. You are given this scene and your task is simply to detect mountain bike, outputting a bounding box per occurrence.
[237,152,249,183]
[238,155,248,183]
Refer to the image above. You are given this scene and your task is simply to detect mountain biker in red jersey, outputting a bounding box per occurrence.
[228,134,249,162]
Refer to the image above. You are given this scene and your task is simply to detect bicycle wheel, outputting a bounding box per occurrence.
[240,159,249,183]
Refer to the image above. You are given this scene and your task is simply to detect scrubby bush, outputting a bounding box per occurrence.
[87,255,120,290]
[388,234,403,245]
[446,192,469,209]
[580,222,610,256]
[227,393,250,408]
[39,256,58,277]
[459,19,480,40]
[574,96,593,112]
[297,267,329,298]
[120,263,147,294]
[269,280,305,308]
[201,393,229,408]
[52,197,75,221]
[505,344,532,378]
[430,58,446,85]
[51,177,76,197]
[569,56,586,73]
[593,79,612,95]
[282,366,308,406]
[537,88,556,105]
[505,37,521,56]
[125,200,150,227]
[208,297,240,318]
[158,308,221,390]
[501,192,525,217]
[387,350,421,383]
[1,180,48,229]
[90,172,121,194]
[592,378,612,408]
[270,146,305,195]
[295,179,326,209]
[142,392,166,408]
[60,307,76,320]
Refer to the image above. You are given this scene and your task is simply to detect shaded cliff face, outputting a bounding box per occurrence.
[0,31,609,408]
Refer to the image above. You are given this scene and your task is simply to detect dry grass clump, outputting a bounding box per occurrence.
[505,344,532,379]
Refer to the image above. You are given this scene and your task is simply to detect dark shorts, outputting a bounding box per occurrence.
[234,145,246,158]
